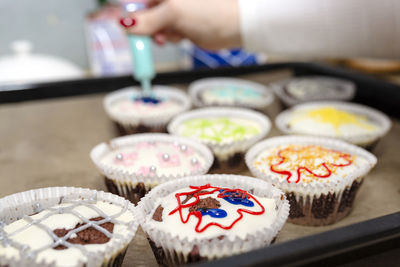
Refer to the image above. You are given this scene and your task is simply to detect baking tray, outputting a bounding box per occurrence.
[0,62,399,266]
[1,62,399,118]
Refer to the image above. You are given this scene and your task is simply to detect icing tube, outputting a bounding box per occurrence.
[121,0,155,97]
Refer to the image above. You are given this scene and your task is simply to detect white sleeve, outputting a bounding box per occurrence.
[238,0,400,59]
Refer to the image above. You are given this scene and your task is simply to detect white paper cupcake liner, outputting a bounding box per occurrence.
[189,77,275,112]
[136,174,289,265]
[0,187,138,267]
[167,107,271,161]
[90,133,214,197]
[245,135,377,198]
[275,101,392,147]
[246,135,377,225]
[104,86,191,130]
[271,76,356,107]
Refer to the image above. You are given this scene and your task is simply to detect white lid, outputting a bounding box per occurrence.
[0,40,85,84]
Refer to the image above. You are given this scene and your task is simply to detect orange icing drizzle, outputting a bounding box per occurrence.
[255,145,354,184]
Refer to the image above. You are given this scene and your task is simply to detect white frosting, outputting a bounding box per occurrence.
[146,186,278,242]
[99,141,207,177]
[0,200,135,266]
[108,98,182,118]
[253,144,370,185]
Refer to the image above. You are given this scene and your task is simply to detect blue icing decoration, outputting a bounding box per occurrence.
[219,190,254,207]
[132,96,162,104]
[210,86,261,100]
[199,208,227,218]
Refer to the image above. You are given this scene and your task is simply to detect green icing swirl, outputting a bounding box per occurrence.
[181,118,260,143]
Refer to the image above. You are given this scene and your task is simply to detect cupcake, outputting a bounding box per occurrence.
[275,101,391,150]
[246,135,377,226]
[167,107,271,173]
[137,174,289,266]
[272,76,355,107]
[0,187,138,267]
[90,133,214,204]
[189,77,274,113]
[103,86,191,135]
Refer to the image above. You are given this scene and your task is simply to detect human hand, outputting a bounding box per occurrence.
[120,0,241,51]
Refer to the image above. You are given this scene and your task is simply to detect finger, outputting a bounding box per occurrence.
[125,3,174,35]
[153,32,167,46]
[147,0,165,8]
[164,31,184,43]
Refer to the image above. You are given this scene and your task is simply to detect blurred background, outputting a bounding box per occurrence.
[1,0,400,86]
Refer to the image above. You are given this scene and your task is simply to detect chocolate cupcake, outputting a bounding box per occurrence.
[246,135,377,226]
[272,76,355,107]
[90,133,214,204]
[189,77,274,113]
[104,86,191,135]
[275,101,392,149]
[0,187,138,267]
[136,174,289,266]
[167,107,271,173]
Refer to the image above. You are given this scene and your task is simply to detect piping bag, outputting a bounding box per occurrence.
[122,0,156,100]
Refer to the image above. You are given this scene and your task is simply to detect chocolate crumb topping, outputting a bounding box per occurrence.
[152,205,164,222]
[189,197,220,212]
[182,190,206,205]
[53,217,114,250]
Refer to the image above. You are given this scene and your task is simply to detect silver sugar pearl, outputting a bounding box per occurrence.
[162,153,170,161]
[191,158,199,165]
[115,153,123,161]
[149,166,157,172]
[180,145,187,152]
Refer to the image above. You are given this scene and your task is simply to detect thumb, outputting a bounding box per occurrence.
[125,3,174,35]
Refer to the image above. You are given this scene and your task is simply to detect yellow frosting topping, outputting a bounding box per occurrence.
[291,107,375,134]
